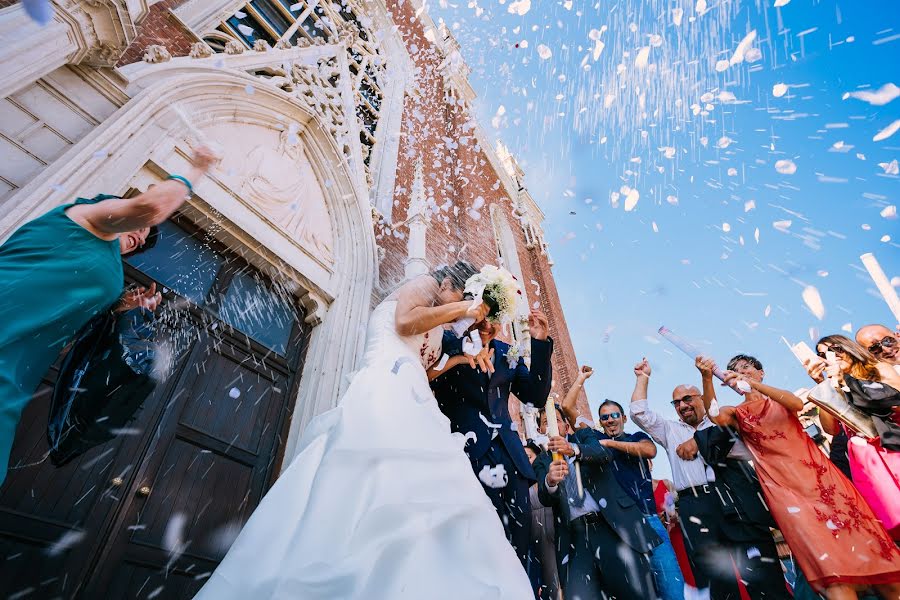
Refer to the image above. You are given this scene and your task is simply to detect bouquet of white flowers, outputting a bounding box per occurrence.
[450,265,524,338]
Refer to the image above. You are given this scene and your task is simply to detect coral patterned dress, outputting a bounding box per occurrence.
[735,397,900,589]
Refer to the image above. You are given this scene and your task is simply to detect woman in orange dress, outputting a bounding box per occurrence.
[695,354,900,600]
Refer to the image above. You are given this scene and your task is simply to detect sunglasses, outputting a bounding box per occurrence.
[671,395,696,407]
[599,412,622,421]
[868,336,897,356]
[816,346,846,360]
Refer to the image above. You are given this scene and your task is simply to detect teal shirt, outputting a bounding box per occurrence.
[0,195,123,482]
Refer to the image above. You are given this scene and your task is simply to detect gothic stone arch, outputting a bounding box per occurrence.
[0,70,377,466]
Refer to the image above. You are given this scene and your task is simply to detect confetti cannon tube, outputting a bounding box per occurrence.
[544,397,583,498]
[860,253,900,326]
[657,326,748,399]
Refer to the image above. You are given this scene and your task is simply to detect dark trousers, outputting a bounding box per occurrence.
[679,488,789,600]
[472,441,532,569]
[563,514,656,599]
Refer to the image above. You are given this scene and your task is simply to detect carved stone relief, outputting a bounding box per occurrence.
[205,122,335,264]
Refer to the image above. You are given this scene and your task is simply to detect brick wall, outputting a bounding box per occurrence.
[110,0,592,424]
[380,0,592,423]
[116,0,196,67]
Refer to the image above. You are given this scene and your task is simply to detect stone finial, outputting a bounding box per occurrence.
[189,42,214,58]
[224,40,245,55]
[296,37,312,48]
[275,39,292,50]
[253,39,271,52]
[142,45,172,63]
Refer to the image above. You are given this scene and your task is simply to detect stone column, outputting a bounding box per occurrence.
[0,4,82,98]
[404,159,430,279]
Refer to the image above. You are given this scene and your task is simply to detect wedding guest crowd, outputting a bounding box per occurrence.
[477,321,900,599]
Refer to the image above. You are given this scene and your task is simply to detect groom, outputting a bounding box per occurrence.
[431,309,553,569]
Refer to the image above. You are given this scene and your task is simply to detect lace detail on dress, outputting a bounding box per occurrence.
[418,330,443,371]
[799,457,898,561]
[738,412,787,445]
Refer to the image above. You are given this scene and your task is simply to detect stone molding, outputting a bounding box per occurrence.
[0,71,377,466]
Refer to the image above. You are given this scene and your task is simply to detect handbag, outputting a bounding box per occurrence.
[47,307,160,467]
[847,433,900,540]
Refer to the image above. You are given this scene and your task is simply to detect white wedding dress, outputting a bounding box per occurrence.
[194,300,533,599]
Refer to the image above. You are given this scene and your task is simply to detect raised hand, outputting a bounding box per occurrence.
[191,145,220,173]
[528,309,550,341]
[577,365,594,383]
[475,347,495,374]
[803,358,827,383]
[117,282,162,313]
[695,355,716,378]
[545,459,570,487]
[634,358,651,378]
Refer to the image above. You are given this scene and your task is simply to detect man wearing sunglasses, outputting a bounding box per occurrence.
[856,324,899,365]
[629,358,719,594]
[595,400,685,600]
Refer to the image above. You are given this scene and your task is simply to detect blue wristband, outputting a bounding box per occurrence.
[166,174,193,194]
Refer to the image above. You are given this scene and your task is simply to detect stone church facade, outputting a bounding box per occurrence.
[0,0,588,596]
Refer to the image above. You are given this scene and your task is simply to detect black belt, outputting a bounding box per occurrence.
[678,483,713,497]
[573,512,603,525]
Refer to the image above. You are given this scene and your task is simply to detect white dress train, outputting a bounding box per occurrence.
[194,300,533,599]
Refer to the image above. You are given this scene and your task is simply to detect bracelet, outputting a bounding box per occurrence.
[166,174,193,194]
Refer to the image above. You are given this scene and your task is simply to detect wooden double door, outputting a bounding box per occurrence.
[0,218,310,599]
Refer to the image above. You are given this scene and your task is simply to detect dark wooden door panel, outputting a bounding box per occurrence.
[81,330,295,599]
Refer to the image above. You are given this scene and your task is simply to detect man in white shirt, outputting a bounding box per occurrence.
[628,358,718,595]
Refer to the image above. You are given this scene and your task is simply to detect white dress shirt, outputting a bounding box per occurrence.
[630,399,717,492]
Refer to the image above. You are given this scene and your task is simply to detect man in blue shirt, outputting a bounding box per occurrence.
[595,400,685,600]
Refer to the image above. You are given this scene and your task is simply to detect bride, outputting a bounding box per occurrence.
[195,262,535,599]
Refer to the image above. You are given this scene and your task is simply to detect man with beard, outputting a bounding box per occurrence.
[628,358,725,597]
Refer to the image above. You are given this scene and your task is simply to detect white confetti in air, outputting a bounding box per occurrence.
[717,136,733,149]
[234,10,246,18]
[764,305,772,317]
[92,149,108,160]
[432,354,450,371]
[666,195,678,205]
[229,387,240,399]
[878,159,899,175]
[745,47,763,62]
[715,59,730,72]
[507,0,530,16]
[802,286,826,320]
[730,30,757,66]
[747,547,761,559]
[164,513,187,556]
[787,506,801,513]
[244,84,255,95]
[774,0,791,6]
[22,0,53,25]
[754,228,760,243]
[47,530,85,557]
[660,146,676,159]
[772,83,789,97]
[635,46,651,68]
[775,159,797,174]
[478,464,508,488]
[537,44,552,60]
[826,520,839,530]
[689,516,702,524]
[622,186,640,211]
[881,205,897,219]
[727,167,737,176]
[873,120,900,142]
[289,3,302,10]
[745,200,756,212]
[844,83,899,106]
[237,24,254,36]
[773,220,792,232]
[598,497,608,508]
[695,0,708,15]
[722,222,731,232]
[842,323,853,332]
[672,7,684,26]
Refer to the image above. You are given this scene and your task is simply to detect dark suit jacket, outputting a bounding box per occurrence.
[533,427,660,579]
[694,426,777,542]
[432,332,553,480]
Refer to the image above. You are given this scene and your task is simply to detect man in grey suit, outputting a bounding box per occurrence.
[533,405,660,599]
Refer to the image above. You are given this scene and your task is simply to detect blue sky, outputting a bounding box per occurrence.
[433,0,900,477]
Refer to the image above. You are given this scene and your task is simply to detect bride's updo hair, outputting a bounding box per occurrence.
[431,261,478,291]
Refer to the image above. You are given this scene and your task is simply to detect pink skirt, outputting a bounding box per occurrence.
[849,435,900,540]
